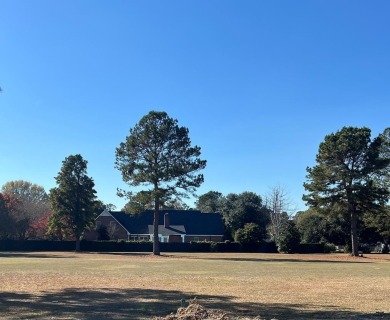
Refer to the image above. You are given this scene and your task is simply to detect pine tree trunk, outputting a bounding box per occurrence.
[153,194,160,255]
[351,212,359,256]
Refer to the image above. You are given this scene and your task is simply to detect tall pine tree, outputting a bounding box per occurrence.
[49,154,97,251]
[303,127,390,256]
[115,111,206,255]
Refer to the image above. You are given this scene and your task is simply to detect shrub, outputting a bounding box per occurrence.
[359,243,371,254]
[210,242,218,252]
[259,241,278,253]
[215,241,242,252]
[189,241,212,252]
[277,221,301,253]
[324,243,336,253]
[297,243,325,253]
[0,240,75,251]
[234,223,263,244]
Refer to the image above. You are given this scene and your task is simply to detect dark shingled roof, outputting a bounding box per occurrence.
[147,225,186,236]
[108,210,225,235]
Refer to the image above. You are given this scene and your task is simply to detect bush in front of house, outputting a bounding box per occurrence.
[211,241,243,252]
[382,244,390,254]
[258,241,278,253]
[189,241,213,252]
[0,239,76,251]
[234,223,264,244]
[81,240,153,252]
[297,243,325,253]
[359,243,372,254]
[323,242,336,253]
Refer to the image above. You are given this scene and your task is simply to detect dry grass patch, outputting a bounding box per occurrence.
[0,252,389,319]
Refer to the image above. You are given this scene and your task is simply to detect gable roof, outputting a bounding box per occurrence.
[148,225,186,236]
[99,210,225,235]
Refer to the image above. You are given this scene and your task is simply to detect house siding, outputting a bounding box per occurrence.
[168,235,183,243]
[90,216,128,240]
[84,230,98,241]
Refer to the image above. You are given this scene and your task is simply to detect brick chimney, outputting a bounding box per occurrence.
[164,213,170,228]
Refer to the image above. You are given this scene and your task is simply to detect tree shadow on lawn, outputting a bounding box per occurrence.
[0,288,387,320]
[92,252,157,257]
[0,252,75,259]
[205,256,372,264]
[92,252,374,264]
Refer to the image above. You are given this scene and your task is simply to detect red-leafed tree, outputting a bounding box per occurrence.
[28,211,52,239]
[0,193,28,239]
[1,181,50,239]
[0,193,14,239]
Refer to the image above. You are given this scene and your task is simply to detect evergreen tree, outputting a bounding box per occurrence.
[303,127,390,256]
[49,154,97,251]
[115,111,206,255]
[195,191,223,213]
[277,220,301,253]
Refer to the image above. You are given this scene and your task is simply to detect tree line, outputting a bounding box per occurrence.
[1,111,389,256]
[0,160,113,250]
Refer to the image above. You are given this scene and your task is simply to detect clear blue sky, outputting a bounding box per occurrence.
[1,1,389,212]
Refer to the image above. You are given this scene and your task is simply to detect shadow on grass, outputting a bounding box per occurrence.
[0,252,76,259]
[88,252,373,264]
[0,288,387,320]
[89,252,154,257]
[202,256,372,264]
[92,252,191,259]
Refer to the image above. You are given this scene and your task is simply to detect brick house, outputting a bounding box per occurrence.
[85,209,225,243]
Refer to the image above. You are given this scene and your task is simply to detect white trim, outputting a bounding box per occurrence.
[98,209,112,217]
[130,235,150,241]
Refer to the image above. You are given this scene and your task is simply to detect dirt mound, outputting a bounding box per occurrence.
[153,300,264,320]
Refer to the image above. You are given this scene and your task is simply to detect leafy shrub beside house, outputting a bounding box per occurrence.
[234,223,263,244]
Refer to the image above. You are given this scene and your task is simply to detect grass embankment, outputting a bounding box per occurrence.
[0,252,389,319]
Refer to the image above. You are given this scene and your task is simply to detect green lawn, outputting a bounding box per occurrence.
[0,252,389,319]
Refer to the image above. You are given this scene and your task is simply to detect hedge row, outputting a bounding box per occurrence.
[165,241,278,253]
[0,240,278,253]
[0,240,325,253]
[297,243,325,254]
[0,240,76,251]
